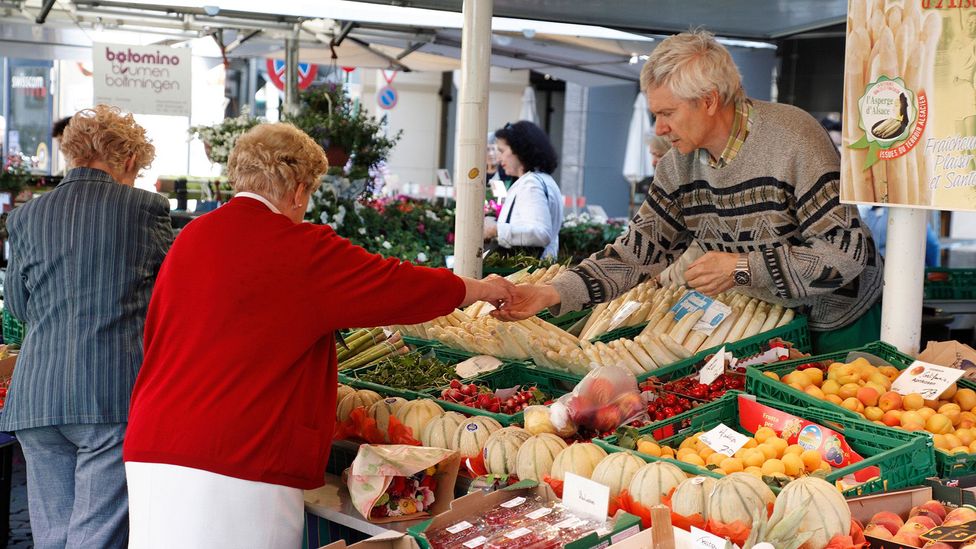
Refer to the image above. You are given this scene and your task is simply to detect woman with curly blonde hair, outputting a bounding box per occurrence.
[123,122,512,548]
[0,104,173,549]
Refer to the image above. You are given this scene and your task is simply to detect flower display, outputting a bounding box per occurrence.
[187,109,263,168]
[370,467,439,519]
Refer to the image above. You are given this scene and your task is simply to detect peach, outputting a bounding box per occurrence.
[905,515,937,530]
[862,523,893,540]
[864,406,885,422]
[870,511,905,535]
[821,379,841,396]
[926,413,954,435]
[879,391,903,412]
[857,386,880,407]
[904,393,925,411]
[955,388,976,411]
[892,531,921,546]
[839,383,861,400]
[908,507,943,526]
[943,506,976,525]
[926,543,955,549]
[920,500,947,520]
[939,403,963,426]
[882,410,903,427]
[941,383,959,400]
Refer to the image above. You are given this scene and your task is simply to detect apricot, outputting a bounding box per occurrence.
[821,379,841,396]
[756,443,777,461]
[932,434,949,450]
[879,365,900,379]
[801,449,823,472]
[918,407,936,420]
[881,409,903,427]
[825,394,844,405]
[781,453,804,477]
[842,397,864,413]
[945,433,964,449]
[864,406,885,422]
[903,393,925,411]
[926,413,953,435]
[805,385,826,400]
[939,403,963,426]
[754,426,776,444]
[941,383,958,400]
[763,371,780,381]
[961,411,976,429]
[719,457,744,474]
[761,459,786,476]
[900,410,926,431]
[879,391,903,412]
[744,466,764,479]
[959,428,976,447]
[955,388,976,411]
[803,368,824,387]
[784,444,804,456]
[867,372,892,390]
[857,386,880,407]
[766,437,788,457]
[863,381,887,396]
[839,383,861,400]
[783,372,811,389]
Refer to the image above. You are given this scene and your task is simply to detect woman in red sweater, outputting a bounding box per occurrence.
[123,122,512,548]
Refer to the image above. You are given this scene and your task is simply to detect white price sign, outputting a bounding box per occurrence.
[670,290,712,321]
[891,361,964,400]
[699,346,728,386]
[692,526,739,549]
[694,300,733,336]
[699,423,750,457]
[563,472,610,521]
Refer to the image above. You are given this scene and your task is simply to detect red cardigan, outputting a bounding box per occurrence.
[123,197,465,489]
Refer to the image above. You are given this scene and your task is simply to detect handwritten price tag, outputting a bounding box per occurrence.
[699,346,728,386]
[700,423,750,457]
[563,472,610,521]
[891,361,964,400]
[692,526,738,549]
[609,301,642,331]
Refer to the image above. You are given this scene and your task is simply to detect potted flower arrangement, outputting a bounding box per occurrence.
[187,109,262,171]
[284,82,401,183]
[0,153,34,203]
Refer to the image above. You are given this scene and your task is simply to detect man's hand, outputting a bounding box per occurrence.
[483,217,498,240]
[491,283,561,321]
[684,251,740,296]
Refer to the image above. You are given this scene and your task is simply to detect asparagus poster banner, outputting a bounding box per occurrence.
[93,43,191,117]
[841,1,976,210]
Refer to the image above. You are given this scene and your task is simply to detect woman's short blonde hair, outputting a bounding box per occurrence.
[60,104,155,172]
[640,30,744,106]
[227,123,328,201]
[646,134,672,156]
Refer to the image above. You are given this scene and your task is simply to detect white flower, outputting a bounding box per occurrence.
[358,227,367,235]
[416,252,428,263]
[382,241,393,249]
[334,211,345,228]
[425,210,440,222]
[319,212,330,224]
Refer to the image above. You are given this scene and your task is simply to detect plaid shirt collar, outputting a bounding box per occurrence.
[698,98,753,169]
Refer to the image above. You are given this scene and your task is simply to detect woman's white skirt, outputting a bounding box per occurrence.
[126,462,304,549]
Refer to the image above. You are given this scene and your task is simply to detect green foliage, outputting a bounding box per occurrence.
[285,83,402,181]
[557,212,628,263]
[187,109,262,167]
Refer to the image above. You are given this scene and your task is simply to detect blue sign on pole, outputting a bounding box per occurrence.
[377,85,398,110]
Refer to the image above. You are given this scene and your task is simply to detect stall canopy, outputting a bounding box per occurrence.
[1,0,843,86]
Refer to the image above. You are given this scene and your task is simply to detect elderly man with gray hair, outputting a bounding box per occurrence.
[494,29,883,353]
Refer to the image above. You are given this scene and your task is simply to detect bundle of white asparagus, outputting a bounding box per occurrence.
[577,280,668,341]
[391,309,473,341]
[465,264,569,318]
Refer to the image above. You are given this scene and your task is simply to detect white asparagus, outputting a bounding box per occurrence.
[726,300,757,342]
[682,330,709,353]
[760,305,784,333]
[741,310,768,339]
[625,339,658,371]
[658,333,693,360]
[669,309,705,344]
[776,308,795,328]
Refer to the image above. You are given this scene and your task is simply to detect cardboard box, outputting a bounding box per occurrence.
[320,531,420,549]
[926,475,976,508]
[601,524,693,549]
[407,481,641,549]
[0,352,16,379]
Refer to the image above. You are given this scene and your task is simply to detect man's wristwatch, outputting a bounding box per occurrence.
[733,255,751,286]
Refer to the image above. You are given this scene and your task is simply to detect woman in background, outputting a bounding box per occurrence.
[483,120,563,260]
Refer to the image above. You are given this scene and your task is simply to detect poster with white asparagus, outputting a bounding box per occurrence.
[841,0,976,210]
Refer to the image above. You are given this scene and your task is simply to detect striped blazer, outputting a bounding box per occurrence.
[0,167,173,431]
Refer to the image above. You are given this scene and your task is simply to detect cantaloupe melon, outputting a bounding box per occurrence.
[337,389,382,421]
[451,416,502,456]
[627,461,687,509]
[767,476,850,549]
[483,427,532,476]
[515,434,568,482]
[421,412,465,448]
[590,452,646,499]
[705,472,776,526]
[367,397,406,441]
[393,399,444,439]
[670,476,717,520]
[336,384,355,408]
[550,443,608,481]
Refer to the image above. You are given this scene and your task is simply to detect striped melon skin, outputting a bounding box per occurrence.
[767,476,850,549]
[590,452,646,499]
[451,416,503,457]
[420,412,466,448]
[337,390,382,421]
[483,427,532,476]
[367,397,406,441]
[670,476,717,520]
[337,384,355,408]
[515,434,568,482]
[705,472,776,526]
[628,461,687,509]
[550,443,608,481]
[393,399,445,439]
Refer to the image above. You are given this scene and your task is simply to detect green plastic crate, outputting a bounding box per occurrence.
[422,363,579,426]
[924,268,976,300]
[2,309,24,346]
[745,340,976,479]
[538,308,592,332]
[596,392,935,497]
[342,347,480,398]
[625,315,811,383]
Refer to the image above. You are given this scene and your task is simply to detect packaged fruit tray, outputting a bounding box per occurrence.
[421,364,580,426]
[745,341,976,478]
[924,267,976,300]
[596,392,934,497]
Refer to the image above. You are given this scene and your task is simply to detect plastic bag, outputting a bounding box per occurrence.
[555,365,647,435]
[524,404,577,437]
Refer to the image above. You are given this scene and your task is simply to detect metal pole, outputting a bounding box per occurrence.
[880,206,927,354]
[283,26,300,118]
[452,0,492,278]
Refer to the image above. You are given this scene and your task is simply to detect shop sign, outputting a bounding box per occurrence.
[840,2,976,210]
[11,74,46,97]
[93,43,191,117]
